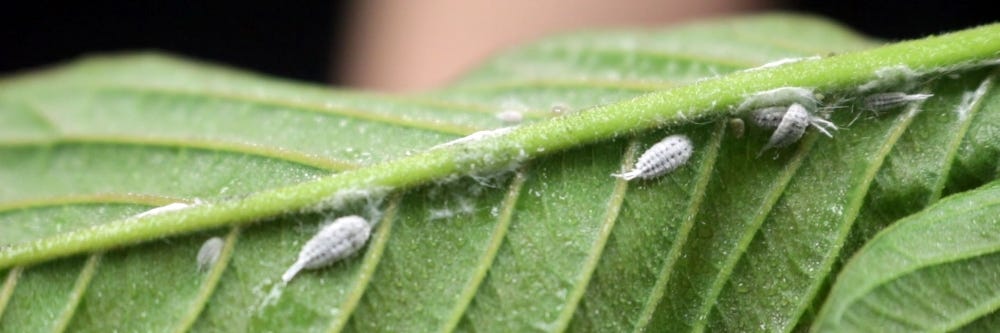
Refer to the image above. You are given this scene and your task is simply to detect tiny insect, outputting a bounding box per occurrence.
[551,103,570,115]
[863,92,933,111]
[760,103,811,153]
[738,87,819,113]
[496,110,524,124]
[197,237,225,272]
[432,126,516,149]
[281,215,371,283]
[613,134,693,181]
[134,202,192,218]
[728,118,745,139]
[750,105,837,137]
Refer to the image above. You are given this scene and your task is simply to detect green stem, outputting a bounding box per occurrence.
[2,23,999,269]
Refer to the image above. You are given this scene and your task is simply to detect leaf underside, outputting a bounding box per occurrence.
[2,13,1000,332]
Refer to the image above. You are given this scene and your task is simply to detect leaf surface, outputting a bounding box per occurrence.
[1,14,1000,332]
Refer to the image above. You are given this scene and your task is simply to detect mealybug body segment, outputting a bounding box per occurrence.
[762,103,810,152]
[197,237,225,272]
[613,134,693,180]
[282,215,371,283]
[863,92,932,111]
[749,106,788,129]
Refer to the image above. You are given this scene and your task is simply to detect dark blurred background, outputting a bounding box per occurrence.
[1,1,996,91]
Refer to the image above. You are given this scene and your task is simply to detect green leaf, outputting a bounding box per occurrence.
[1,13,999,332]
[813,180,1000,332]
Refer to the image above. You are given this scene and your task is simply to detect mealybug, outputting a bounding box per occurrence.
[613,134,693,180]
[281,215,371,283]
[751,105,837,137]
[761,103,810,153]
[738,87,819,113]
[134,202,192,218]
[197,237,225,272]
[432,126,516,149]
[863,92,932,111]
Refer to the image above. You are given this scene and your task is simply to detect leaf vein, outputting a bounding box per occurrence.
[171,226,241,333]
[789,97,927,331]
[440,168,529,332]
[929,71,998,202]
[695,130,820,333]
[634,120,727,332]
[0,267,22,319]
[51,253,101,333]
[552,140,640,331]
[326,194,402,333]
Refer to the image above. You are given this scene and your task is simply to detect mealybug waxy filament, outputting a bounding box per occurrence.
[282,215,371,283]
[613,134,693,181]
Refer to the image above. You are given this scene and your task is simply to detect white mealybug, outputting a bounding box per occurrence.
[134,202,191,218]
[761,103,812,153]
[431,126,516,149]
[863,92,933,111]
[750,105,837,137]
[496,110,524,124]
[738,87,819,113]
[613,134,693,181]
[197,237,225,272]
[742,56,820,72]
[281,215,371,283]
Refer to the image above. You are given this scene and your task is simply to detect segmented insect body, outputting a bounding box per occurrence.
[282,215,371,283]
[863,92,933,111]
[197,237,225,271]
[761,103,809,152]
[613,134,693,180]
[749,106,789,129]
[750,105,837,137]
